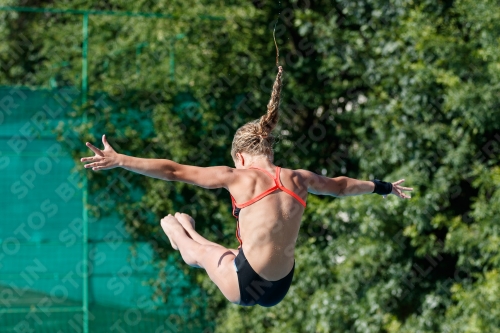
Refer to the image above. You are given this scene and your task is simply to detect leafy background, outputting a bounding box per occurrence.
[1,0,499,332]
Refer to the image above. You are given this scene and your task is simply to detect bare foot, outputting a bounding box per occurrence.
[174,212,216,247]
[175,212,195,231]
[160,214,184,251]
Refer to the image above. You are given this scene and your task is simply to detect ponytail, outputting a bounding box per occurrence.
[231,66,284,161]
[258,66,283,137]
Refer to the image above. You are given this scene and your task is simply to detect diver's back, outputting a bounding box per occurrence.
[229,166,308,280]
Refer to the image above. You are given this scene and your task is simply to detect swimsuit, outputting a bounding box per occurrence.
[230,166,306,307]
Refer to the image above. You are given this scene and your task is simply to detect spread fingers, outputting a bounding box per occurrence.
[397,186,413,191]
[86,142,104,156]
[393,179,405,185]
[80,156,97,162]
[84,162,103,169]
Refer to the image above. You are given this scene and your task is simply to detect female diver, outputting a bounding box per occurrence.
[80,66,413,307]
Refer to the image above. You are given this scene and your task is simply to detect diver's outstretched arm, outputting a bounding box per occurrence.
[299,170,413,199]
[81,134,237,189]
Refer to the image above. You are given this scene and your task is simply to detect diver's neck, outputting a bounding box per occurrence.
[246,156,275,169]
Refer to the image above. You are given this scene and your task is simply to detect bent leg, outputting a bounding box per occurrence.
[161,214,240,304]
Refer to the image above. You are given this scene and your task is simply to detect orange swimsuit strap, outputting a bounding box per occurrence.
[232,166,306,209]
[230,167,306,248]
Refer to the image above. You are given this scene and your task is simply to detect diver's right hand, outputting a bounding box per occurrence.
[81,134,121,171]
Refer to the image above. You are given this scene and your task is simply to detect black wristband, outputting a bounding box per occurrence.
[371,179,393,195]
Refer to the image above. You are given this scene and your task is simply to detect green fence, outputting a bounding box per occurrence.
[0,6,220,332]
[0,87,209,332]
[0,6,224,333]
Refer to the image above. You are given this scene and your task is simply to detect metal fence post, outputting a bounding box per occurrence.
[81,12,90,333]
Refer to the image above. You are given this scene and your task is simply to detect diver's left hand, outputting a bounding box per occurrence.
[384,179,413,199]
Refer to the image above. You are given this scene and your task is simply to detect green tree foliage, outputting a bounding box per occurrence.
[1,0,499,332]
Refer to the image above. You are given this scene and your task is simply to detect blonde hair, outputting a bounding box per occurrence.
[231,67,283,161]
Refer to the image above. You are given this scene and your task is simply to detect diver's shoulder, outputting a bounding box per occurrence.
[280,167,312,180]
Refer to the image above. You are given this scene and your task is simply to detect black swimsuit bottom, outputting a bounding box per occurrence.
[234,247,295,307]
